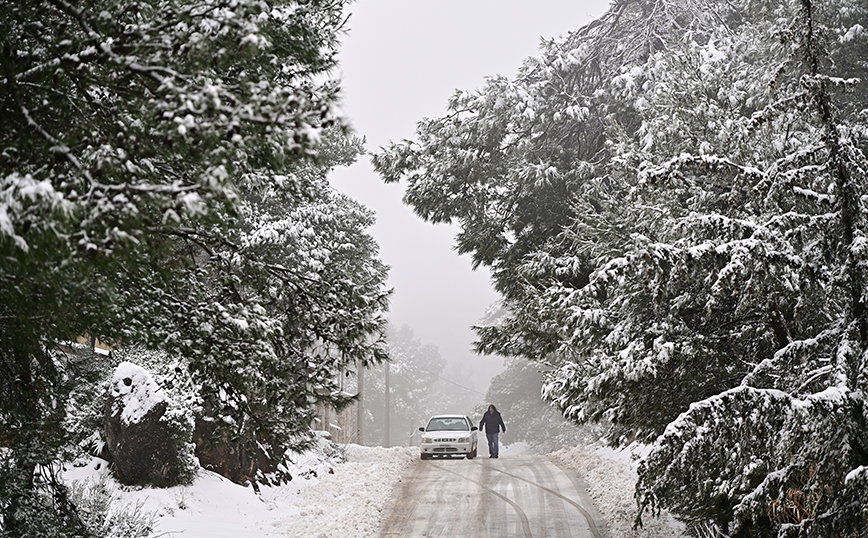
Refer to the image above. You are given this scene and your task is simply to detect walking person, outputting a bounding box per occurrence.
[479,404,506,458]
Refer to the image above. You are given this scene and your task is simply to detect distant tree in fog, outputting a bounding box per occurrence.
[479,357,603,454]
[364,324,447,446]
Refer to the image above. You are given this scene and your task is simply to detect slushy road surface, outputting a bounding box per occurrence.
[378,455,607,538]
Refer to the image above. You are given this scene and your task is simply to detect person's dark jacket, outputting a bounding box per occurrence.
[479,410,506,434]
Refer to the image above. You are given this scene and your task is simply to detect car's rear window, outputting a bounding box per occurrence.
[426,417,469,431]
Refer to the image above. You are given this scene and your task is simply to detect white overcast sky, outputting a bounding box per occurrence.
[329,0,612,393]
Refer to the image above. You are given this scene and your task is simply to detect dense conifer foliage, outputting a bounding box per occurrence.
[374,0,868,535]
[0,1,389,535]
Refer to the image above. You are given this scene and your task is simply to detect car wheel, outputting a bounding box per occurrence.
[420,453,430,460]
[466,446,476,460]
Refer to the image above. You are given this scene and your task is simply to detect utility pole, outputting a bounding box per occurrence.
[356,360,364,446]
[384,361,391,447]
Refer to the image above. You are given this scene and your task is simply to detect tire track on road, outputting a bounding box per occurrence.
[433,463,533,538]
[475,461,604,538]
[524,457,577,537]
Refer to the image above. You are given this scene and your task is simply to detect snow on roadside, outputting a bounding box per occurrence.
[549,445,687,538]
[61,440,417,538]
[271,445,417,538]
[63,439,687,538]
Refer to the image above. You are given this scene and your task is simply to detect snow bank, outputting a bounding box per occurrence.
[549,445,687,538]
[62,441,417,538]
[63,439,683,538]
[271,445,417,538]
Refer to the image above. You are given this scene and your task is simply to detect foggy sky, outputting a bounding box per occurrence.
[329,0,612,394]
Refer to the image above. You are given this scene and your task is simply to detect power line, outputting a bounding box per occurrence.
[432,372,488,397]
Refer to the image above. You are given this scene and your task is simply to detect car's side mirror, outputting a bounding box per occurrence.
[418,427,424,432]
[471,426,478,431]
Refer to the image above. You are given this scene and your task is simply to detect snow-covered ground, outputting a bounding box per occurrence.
[269,444,417,538]
[549,444,688,538]
[62,439,417,538]
[63,439,683,538]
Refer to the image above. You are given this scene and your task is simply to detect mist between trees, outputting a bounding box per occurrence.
[360,324,601,451]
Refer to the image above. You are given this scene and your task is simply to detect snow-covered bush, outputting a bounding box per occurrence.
[63,347,200,486]
[105,361,197,486]
[69,473,156,538]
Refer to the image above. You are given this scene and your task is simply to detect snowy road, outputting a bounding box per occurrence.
[378,455,607,538]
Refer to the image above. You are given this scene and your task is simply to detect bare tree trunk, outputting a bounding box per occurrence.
[384,361,391,448]
[356,360,365,446]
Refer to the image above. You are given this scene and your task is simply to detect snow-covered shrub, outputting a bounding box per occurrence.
[105,360,198,486]
[63,346,118,461]
[317,434,349,464]
[61,346,200,487]
[112,348,201,457]
[69,473,156,538]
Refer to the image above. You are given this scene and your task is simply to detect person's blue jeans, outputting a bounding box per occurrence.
[486,432,499,457]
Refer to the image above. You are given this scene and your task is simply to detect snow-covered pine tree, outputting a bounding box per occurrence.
[374,0,868,535]
[186,131,389,483]
[624,1,868,535]
[0,1,389,536]
[528,0,868,534]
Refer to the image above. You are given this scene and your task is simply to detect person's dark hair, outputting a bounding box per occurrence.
[488,404,498,413]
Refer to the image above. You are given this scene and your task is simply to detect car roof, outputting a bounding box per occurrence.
[428,414,469,419]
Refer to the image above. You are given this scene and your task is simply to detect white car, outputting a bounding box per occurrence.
[418,414,478,460]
